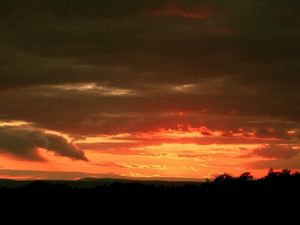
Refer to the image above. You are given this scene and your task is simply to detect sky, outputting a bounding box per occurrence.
[0,0,299,180]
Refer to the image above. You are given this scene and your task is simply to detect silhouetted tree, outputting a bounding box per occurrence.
[0,168,300,202]
[238,172,254,181]
[214,173,234,183]
[281,168,292,177]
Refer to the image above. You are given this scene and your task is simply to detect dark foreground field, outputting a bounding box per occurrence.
[1,169,299,221]
[1,169,299,201]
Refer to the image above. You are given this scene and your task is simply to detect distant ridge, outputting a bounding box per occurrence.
[78,176,204,182]
[0,177,203,189]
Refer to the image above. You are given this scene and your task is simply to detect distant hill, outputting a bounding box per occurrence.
[0,177,203,189]
[0,169,299,197]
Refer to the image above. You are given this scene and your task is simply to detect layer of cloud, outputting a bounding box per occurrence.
[0,126,87,161]
[0,0,299,90]
[151,5,214,20]
[251,144,299,159]
[1,84,300,137]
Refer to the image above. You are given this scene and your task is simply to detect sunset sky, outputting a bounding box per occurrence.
[0,0,299,180]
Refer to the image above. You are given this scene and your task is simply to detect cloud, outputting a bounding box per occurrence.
[0,127,48,161]
[0,126,88,161]
[250,155,300,170]
[0,0,298,90]
[255,128,291,140]
[151,5,214,20]
[45,133,88,161]
[294,130,300,140]
[1,83,299,137]
[0,0,299,146]
[250,144,299,159]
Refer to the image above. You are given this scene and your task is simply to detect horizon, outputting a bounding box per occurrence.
[0,169,295,183]
[0,168,291,182]
[0,0,299,180]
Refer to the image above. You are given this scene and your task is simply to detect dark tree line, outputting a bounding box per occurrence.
[0,168,299,217]
[0,169,299,197]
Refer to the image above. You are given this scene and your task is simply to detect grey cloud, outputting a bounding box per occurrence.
[0,0,299,90]
[0,126,48,161]
[251,144,299,159]
[45,133,88,161]
[0,0,299,139]
[0,126,88,161]
[1,83,300,136]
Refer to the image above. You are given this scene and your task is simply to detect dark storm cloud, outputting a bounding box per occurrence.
[0,126,48,161]
[44,133,88,161]
[0,0,299,137]
[0,126,88,161]
[1,84,299,137]
[0,0,298,88]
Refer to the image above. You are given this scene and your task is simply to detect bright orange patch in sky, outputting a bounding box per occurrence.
[0,123,275,180]
[1,121,296,180]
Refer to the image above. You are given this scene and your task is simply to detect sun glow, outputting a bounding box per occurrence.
[0,120,31,127]
[0,122,291,179]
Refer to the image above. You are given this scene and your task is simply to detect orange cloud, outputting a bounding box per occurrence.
[151,5,214,20]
